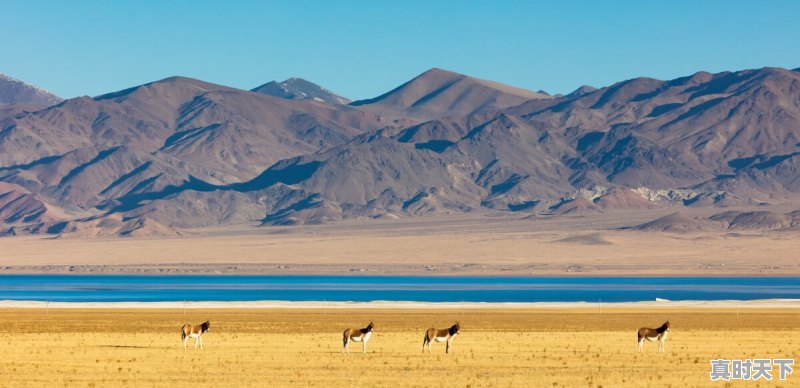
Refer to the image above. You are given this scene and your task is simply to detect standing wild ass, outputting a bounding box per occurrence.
[423,322,460,354]
[637,320,670,353]
[181,320,211,350]
[342,321,374,354]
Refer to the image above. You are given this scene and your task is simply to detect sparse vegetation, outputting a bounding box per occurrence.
[0,308,798,387]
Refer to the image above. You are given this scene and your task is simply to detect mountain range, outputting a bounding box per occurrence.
[1,67,799,236]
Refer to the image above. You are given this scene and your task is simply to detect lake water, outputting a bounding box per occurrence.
[1,275,799,302]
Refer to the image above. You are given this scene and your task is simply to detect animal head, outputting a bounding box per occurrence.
[202,320,211,332]
[366,321,374,332]
[451,321,461,334]
[664,320,670,329]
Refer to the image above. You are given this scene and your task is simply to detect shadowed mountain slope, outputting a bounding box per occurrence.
[0,76,384,232]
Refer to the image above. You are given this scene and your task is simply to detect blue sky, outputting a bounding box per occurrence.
[2,1,799,99]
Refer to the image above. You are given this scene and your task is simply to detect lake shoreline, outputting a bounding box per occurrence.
[3,275,799,303]
[3,266,800,277]
[3,298,800,309]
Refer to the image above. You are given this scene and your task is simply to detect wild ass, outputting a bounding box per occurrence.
[637,320,670,353]
[342,321,374,354]
[181,320,210,350]
[423,322,460,354]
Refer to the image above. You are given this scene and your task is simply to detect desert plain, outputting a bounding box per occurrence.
[0,307,799,387]
[1,209,798,276]
[1,210,799,387]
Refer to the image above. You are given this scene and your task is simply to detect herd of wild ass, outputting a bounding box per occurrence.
[180,319,671,354]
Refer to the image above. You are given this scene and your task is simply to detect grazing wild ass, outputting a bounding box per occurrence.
[342,321,374,354]
[181,320,210,350]
[637,320,670,353]
[423,322,460,354]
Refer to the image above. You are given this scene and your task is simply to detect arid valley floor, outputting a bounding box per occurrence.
[1,211,799,387]
[1,210,799,276]
[1,307,799,387]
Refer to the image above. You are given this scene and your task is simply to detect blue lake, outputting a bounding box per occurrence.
[0,275,799,302]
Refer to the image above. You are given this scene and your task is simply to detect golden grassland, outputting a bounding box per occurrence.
[1,308,799,387]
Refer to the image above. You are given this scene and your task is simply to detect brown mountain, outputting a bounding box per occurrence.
[239,67,800,225]
[351,68,551,121]
[709,210,795,231]
[633,209,799,232]
[2,67,800,234]
[0,76,384,232]
[633,212,717,232]
[510,67,800,191]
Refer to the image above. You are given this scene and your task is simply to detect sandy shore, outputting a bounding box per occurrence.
[3,298,800,309]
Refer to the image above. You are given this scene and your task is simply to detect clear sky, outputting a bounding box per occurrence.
[2,1,799,100]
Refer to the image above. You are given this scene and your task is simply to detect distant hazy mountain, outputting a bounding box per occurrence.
[0,73,62,106]
[252,77,351,105]
[2,66,800,235]
[633,210,800,232]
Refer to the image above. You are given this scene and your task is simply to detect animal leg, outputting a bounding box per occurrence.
[637,339,643,353]
[200,336,204,350]
[446,338,451,354]
[362,341,366,354]
[184,336,188,350]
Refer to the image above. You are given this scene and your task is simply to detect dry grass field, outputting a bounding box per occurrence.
[1,308,799,387]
